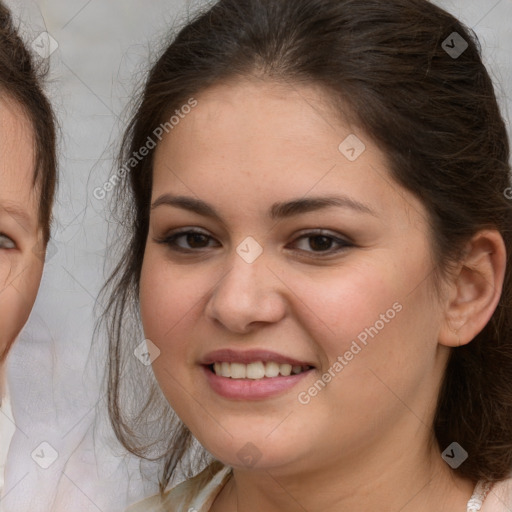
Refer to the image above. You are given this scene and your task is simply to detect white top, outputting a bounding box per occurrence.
[126,463,512,512]
[0,384,16,497]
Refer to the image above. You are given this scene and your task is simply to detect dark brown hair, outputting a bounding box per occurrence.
[0,2,57,245]
[99,0,512,494]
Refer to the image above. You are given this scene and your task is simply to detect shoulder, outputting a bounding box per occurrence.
[125,461,232,512]
[126,493,167,512]
[481,478,512,511]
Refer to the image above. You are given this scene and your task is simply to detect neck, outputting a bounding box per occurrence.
[214,429,475,512]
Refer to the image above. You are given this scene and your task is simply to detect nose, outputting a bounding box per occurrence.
[205,249,287,334]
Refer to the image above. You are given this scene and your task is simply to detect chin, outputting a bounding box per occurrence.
[196,433,301,472]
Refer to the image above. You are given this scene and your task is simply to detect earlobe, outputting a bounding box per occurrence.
[438,229,507,348]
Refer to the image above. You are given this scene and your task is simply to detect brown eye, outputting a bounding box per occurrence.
[290,231,353,255]
[155,229,219,252]
[182,232,211,249]
[307,235,334,251]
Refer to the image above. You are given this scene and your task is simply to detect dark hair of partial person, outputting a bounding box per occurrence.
[0,2,57,245]
[96,0,512,495]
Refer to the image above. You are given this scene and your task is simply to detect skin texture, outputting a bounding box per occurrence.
[139,79,506,512]
[0,97,44,370]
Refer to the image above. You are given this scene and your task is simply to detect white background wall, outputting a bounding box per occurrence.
[1,0,511,511]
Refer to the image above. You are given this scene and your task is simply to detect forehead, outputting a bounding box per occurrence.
[153,79,354,186]
[0,96,38,231]
[152,80,397,213]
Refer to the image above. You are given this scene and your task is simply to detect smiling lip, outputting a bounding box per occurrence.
[199,349,314,367]
[202,366,313,400]
[200,349,315,400]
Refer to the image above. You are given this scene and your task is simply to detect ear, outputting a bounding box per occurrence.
[438,229,507,348]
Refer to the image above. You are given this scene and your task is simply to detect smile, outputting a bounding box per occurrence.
[210,361,313,379]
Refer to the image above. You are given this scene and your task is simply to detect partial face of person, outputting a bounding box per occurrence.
[139,79,451,473]
[0,97,43,362]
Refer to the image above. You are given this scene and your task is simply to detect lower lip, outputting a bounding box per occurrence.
[202,365,313,400]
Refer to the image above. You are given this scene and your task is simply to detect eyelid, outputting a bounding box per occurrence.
[291,228,354,244]
[289,229,353,255]
[155,227,354,255]
[154,227,217,251]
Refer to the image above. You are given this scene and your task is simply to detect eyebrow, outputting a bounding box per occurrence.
[151,194,377,221]
[0,203,33,232]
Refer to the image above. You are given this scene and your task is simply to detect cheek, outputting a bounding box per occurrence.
[310,271,439,409]
[286,252,439,376]
[139,250,207,350]
[139,251,208,412]
[0,289,22,358]
[0,258,43,358]
[282,261,399,348]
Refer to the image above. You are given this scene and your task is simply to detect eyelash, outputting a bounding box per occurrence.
[155,228,353,257]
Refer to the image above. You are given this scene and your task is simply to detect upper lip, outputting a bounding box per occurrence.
[200,349,315,367]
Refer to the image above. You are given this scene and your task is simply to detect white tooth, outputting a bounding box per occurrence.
[221,362,231,377]
[246,362,265,379]
[214,362,222,375]
[279,363,292,377]
[291,365,302,375]
[265,361,280,378]
[230,362,247,379]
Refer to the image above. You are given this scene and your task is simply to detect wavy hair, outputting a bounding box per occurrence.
[0,2,57,244]
[98,0,512,494]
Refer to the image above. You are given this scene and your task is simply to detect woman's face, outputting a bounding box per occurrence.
[140,79,451,473]
[0,98,44,362]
